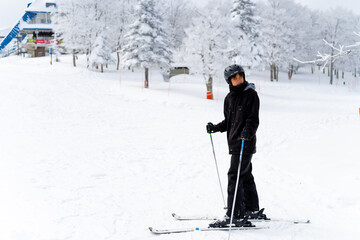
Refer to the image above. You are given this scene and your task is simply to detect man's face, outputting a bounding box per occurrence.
[230,73,244,86]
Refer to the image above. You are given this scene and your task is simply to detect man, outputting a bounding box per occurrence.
[206,64,266,227]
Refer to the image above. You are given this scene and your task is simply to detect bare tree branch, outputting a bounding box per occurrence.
[294,32,359,70]
[346,32,360,48]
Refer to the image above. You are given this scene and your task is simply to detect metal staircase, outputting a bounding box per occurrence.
[0,11,36,54]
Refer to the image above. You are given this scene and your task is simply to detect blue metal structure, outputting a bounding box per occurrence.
[0,11,36,52]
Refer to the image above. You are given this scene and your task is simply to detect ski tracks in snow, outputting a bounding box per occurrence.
[1,56,359,239]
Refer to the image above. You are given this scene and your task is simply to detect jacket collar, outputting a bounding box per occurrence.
[229,81,248,93]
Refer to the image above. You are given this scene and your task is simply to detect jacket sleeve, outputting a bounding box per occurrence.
[243,91,260,138]
[215,95,229,132]
[216,119,227,132]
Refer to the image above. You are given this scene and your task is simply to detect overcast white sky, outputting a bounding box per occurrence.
[1,0,360,29]
[293,0,360,13]
[193,0,360,13]
[0,0,29,29]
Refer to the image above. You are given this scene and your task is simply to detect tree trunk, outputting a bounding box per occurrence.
[145,67,149,88]
[311,65,314,74]
[342,70,344,79]
[330,58,334,85]
[270,64,274,82]
[101,64,103,73]
[86,49,89,68]
[330,64,333,84]
[117,52,120,70]
[355,68,357,77]
[329,43,335,84]
[72,49,76,67]
[288,65,293,80]
[274,65,277,81]
[206,75,213,100]
[323,67,325,74]
[336,69,339,79]
[274,64,277,81]
[275,66,279,81]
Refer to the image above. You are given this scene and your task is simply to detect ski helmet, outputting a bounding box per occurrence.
[224,64,245,84]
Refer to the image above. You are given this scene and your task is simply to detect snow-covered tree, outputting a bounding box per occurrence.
[183,12,228,99]
[347,27,360,77]
[224,26,255,67]
[231,0,259,37]
[110,1,135,70]
[161,0,195,50]
[295,9,360,83]
[228,0,262,68]
[89,33,115,72]
[301,10,324,74]
[204,0,232,16]
[57,0,118,67]
[276,0,315,78]
[315,9,356,84]
[258,0,295,81]
[121,0,172,88]
[56,0,89,66]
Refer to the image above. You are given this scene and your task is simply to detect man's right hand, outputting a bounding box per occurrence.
[206,122,219,134]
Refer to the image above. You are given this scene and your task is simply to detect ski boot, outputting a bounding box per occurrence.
[245,208,270,220]
[209,215,254,228]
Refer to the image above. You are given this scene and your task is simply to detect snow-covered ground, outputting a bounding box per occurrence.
[0,55,359,240]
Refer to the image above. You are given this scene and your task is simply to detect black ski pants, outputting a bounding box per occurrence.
[226,153,259,218]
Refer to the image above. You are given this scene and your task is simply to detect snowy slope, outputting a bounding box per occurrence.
[0,55,359,240]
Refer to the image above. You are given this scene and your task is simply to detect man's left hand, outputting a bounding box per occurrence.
[240,129,251,141]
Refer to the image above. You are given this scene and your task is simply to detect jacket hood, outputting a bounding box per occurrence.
[229,81,256,93]
[245,83,256,91]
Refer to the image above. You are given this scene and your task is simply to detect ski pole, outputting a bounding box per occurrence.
[228,139,245,240]
[209,133,227,209]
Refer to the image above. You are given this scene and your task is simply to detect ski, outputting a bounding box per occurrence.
[149,225,268,234]
[172,213,310,224]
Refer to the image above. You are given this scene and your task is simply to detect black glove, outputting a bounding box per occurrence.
[240,128,251,140]
[206,122,219,134]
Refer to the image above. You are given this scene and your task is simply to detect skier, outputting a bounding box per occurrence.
[206,64,267,227]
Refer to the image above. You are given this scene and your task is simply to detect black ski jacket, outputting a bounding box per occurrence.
[216,81,260,154]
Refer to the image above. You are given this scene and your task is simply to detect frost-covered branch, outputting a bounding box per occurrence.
[346,32,360,48]
[294,32,360,69]
[294,48,351,70]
